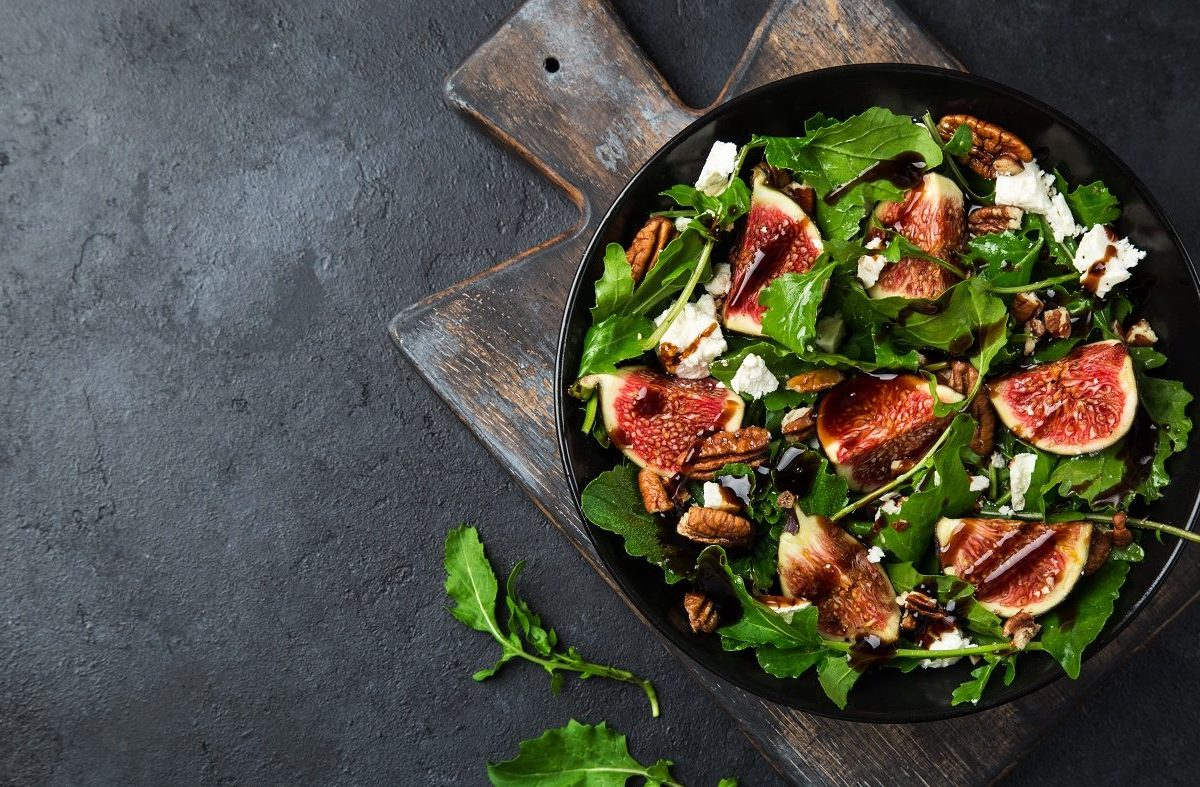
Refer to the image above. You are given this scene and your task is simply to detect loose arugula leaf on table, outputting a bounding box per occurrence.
[581,466,688,585]
[1037,559,1130,678]
[487,720,680,787]
[445,526,660,716]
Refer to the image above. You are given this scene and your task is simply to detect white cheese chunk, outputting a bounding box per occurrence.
[920,627,973,670]
[702,482,725,509]
[969,475,990,492]
[704,262,732,296]
[729,352,779,399]
[994,161,1080,242]
[990,451,1006,469]
[695,141,739,196]
[856,253,887,288]
[1071,223,1147,299]
[866,546,885,564]
[674,216,692,233]
[879,497,903,515]
[1009,453,1038,512]
[1044,192,1081,243]
[654,294,727,379]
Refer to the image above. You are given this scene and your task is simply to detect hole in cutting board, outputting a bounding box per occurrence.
[544,56,560,73]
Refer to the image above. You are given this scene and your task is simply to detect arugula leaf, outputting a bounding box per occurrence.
[445,526,659,714]
[591,244,635,322]
[816,654,862,710]
[755,645,825,678]
[894,277,1007,359]
[885,562,974,604]
[487,720,676,787]
[797,456,850,518]
[1058,174,1121,226]
[814,180,904,241]
[625,229,707,318]
[965,228,1044,289]
[661,177,751,230]
[1046,447,1126,506]
[758,107,943,196]
[944,123,973,157]
[577,314,654,376]
[876,415,977,562]
[951,656,1002,706]
[709,338,809,388]
[1038,559,1129,678]
[759,264,838,356]
[580,466,687,584]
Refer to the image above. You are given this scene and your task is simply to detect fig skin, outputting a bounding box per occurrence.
[989,339,1138,456]
[584,367,744,477]
[722,169,825,336]
[869,173,966,301]
[817,374,963,491]
[778,507,901,643]
[936,517,1092,618]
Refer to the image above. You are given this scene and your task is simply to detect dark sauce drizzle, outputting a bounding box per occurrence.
[824,151,927,206]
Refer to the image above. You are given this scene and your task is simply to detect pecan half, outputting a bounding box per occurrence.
[780,407,815,443]
[1084,527,1113,575]
[677,427,770,480]
[937,114,1033,178]
[637,468,673,514]
[676,506,753,548]
[1124,319,1158,347]
[1042,306,1072,339]
[936,361,995,455]
[683,591,718,634]
[626,216,675,283]
[969,205,1024,236]
[785,369,844,394]
[1003,610,1041,650]
[1111,511,1133,548]
[1010,292,1044,323]
[899,591,957,647]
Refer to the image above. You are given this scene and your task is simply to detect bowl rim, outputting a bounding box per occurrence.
[553,62,1199,722]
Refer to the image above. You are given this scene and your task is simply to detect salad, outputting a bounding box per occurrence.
[569,107,1195,709]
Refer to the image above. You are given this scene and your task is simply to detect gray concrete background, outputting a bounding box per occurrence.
[1,0,1196,784]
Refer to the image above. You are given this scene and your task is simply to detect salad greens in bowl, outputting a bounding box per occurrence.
[555,65,1199,720]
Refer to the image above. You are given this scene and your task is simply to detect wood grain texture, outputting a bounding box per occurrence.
[389,0,1197,783]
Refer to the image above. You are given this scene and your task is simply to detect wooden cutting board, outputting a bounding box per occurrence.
[390,1,1200,782]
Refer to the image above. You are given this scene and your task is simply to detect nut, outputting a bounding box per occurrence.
[1084,527,1113,575]
[785,368,844,394]
[625,216,675,283]
[898,591,956,644]
[775,491,796,510]
[683,591,719,634]
[936,361,995,456]
[1111,511,1133,548]
[938,114,1034,178]
[1003,610,1041,650]
[1010,292,1044,323]
[1026,317,1046,339]
[1042,306,1072,339]
[676,506,753,548]
[968,205,1024,236]
[677,427,770,480]
[780,407,815,442]
[637,468,673,514]
[1124,319,1158,347]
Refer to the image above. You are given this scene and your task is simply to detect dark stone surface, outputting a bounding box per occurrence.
[0,1,1195,784]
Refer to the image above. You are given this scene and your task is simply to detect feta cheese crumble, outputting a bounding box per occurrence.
[879,497,903,515]
[730,352,779,399]
[866,546,885,564]
[920,627,973,670]
[1071,223,1147,299]
[704,262,732,296]
[695,141,739,197]
[702,481,725,509]
[856,253,887,288]
[1009,453,1038,511]
[969,475,990,492]
[994,162,1080,242]
[654,294,727,379]
[990,451,1006,469]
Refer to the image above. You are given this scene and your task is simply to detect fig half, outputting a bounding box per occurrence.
[585,367,744,477]
[722,169,824,336]
[936,517,1093,618]
[870,173,965,300]
[817,374,963,491]
[989,339,1138,456]
[778,508,901,642]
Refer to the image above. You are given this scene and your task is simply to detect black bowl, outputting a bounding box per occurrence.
[554,64,1199,721]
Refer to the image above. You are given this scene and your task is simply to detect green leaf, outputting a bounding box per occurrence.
[487,720,677,787]
[1038,559,1130,678]
[814,180,904,241]
[797,457,849,519]
[894,277,1008,359]
[1062,177,1121,226]
[505,562,557,657]
[445,525,504,636]
[816,654,862,710]
[1046,447,1126,506]
[755,645,825,678]
[591,244,634,322]
[577,314,654,376]
[759,107,944,196]
[759,264,838,357]
[581,466,687,583]
[626,229,707,317]
[709,338,808,388]
[885,562,974,604]
[965,228,1044,289]
[944,123,973,156]
[706,546,824,650]
[951,656,1001,706]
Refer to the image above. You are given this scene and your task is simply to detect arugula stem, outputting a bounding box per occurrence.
[639,239,715,351]
[581,393,598,434]
[822,639,1039,659]
[988,272,1078,295]
[979,507,1200,545]
[919,111,992,205]
[830,421,958,521]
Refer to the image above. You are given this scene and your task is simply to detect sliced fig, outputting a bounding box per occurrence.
[936,517,1093,618]
[585,367,744,477]
[869,173,965,300]
[817,374,963,491]
[989,340,1138,456]
[722,169,824,336]
[778,508,900,642]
